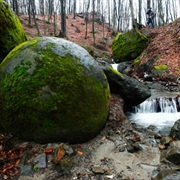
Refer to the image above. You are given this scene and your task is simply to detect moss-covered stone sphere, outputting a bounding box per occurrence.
[0,37,110,144]
[0,0,27,63]
[112,30,149,62]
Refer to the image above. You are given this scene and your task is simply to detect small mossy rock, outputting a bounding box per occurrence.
[0,0,27,63]
[0,37,110,144]
[112,30,149,63]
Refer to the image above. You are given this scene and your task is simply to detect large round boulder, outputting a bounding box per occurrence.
[112,30,149,63]
[0,0,27,63]
[0,37,110,144]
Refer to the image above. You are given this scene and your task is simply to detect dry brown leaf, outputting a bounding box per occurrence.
[53,145,65,164]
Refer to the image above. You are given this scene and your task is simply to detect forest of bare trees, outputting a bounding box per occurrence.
[4,0,180,37]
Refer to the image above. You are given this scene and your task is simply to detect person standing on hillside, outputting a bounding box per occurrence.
[146,8,155,28]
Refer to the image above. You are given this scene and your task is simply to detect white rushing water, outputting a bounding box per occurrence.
[127,112,180,129]
[111,64,180,130]
[127,95,180,130]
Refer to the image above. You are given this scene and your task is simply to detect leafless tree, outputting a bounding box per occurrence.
[129,0,135,29]
[60,0,66,37]
[157,0,165,26]
[147,0,151,9]
[31,0,41,36]
[107,0,111,31]
[85,0,90,39]
[12,0,19,16]
[73,0,76,19]
[92,0,96,45]
[112,0,117,28]
[138,0,142,23]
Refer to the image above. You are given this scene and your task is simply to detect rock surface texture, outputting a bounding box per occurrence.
[0,37,110,143]
[0,0,27,63]
[112,30,149,62]
[103,65,151,106]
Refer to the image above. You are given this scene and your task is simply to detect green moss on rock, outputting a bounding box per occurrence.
[0,37,110,144]
[134,58,141,67]
[112,30,149,62]
[0,0,27,63]
[154,64,168,70]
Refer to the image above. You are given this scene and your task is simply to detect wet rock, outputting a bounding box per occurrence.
[126,138,142,153]
[170,119,180,140]
[154,133,162,139]
[159,126,172,136]
[163,148,180,165]
[91,166,106,174]
[33,153,47,168]
[19,165,33,176]
[64,144,74,156]
[147,125,159,133]
[160,136,172,144]
[148,82,165,91]
[152,169,180,180]
[170,141,180,148]
[148,139,158,147]
[103,65,151,106]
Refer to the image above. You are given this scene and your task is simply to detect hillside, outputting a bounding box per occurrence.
[139,18,180,77]
[19,14,180,77]
[20,14,114,57]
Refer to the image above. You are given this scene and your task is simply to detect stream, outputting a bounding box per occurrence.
[126,90,180,132]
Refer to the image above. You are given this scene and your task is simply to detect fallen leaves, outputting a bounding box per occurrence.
[53,145,66,164]
[140,23,180,76]
[77,150,83,155]
[0,134,25,179]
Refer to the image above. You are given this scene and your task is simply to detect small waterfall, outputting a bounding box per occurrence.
[134,96,180,113]
[127,95,180,130]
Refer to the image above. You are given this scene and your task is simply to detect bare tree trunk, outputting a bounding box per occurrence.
[101,2,105,40]
[129,0,135,29]
[85,0,90,39]
[138,0,142,23]
[113,0,117,28]
[117,0,123,32]
[48,0,54,22]
[60,0,66,38]
[54,12,57,36]
[73,0,76,19]
[147,0,151,9]
[165,0,169,24]
[31,0,41,36]
[13,0,19,16]
[172,0,178,20]
[107,0,111,31]
[157,0,164,26]
[28,1,31,25]
[92,0,95,45]
[39,0,44,15]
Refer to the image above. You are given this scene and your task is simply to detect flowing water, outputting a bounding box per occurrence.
[111,63,180,131]
[126,90,180,130]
